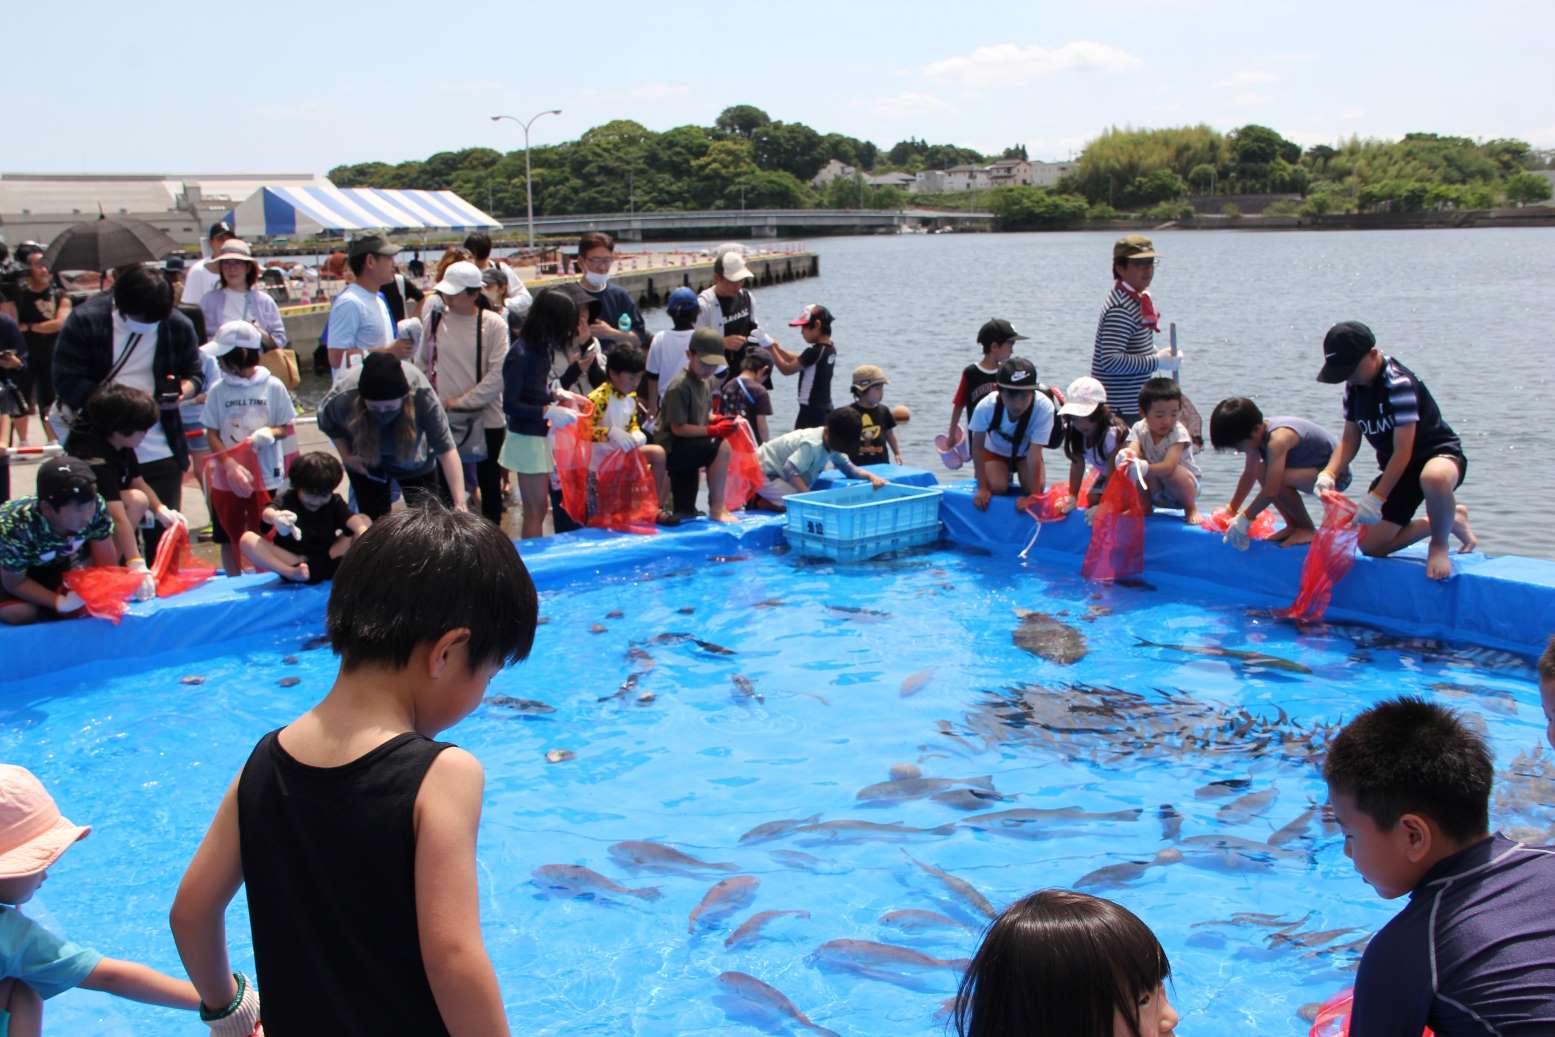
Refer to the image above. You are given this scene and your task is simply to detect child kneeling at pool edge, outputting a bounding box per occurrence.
[1208,396,1347,549]
[1324,696,1555,1035]
[173,505,538,1036]
[240,452,369,584]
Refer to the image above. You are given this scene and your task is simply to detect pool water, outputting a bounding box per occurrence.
[5,544,1549,1035]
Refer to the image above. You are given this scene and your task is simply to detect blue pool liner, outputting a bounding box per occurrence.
[4,465,1550,681]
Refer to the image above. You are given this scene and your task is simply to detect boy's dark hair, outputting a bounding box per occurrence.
[219,347,261,372]
[823,405,864,454]
[1324,696,1493,843]
[1540,635,1555,684]
[801,305,834,336]
[84,383,158,435]
[1137,376,1182,415]
[606,343,646,375]
[326,503,537,673]
[1209,397,1263,451]
[288,452,344,496]
[670,309,697,332]
[577,231,615,256]
[112,264,173,324]
[519,288,579,355]
[740,352,772,374]
[462,232,493,262]
[347,252,368,278]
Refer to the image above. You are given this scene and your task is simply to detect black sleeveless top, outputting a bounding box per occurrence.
[238,729,454,1036]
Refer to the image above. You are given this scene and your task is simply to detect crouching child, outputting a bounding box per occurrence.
[0,457,117,625]
[1208,396,1349,548]
[754,406,886,510]
[653,328,738,521]
[969,357,1054,512]
[1121,377,1201,525]
[240,452,369,584]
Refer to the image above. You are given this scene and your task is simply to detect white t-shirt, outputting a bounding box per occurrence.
[109,310,172,463]
[180,262,220,306]
[326,284,394,384]
[200,367,297,489]
[646,328,693,405]
[969,390,1055,459]
[219,288,250,324]
[1127,419,1202,480]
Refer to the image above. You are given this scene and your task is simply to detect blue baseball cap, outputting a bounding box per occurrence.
[666,286,698,315]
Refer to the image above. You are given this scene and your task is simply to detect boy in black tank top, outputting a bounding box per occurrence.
[172,506,539,1037]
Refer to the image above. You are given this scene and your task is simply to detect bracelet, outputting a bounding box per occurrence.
[199,972,245,1021]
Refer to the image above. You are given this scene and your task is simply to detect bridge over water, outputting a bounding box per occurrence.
[500,207,993,239]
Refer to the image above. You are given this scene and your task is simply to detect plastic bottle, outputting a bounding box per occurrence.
[617,312,633,333]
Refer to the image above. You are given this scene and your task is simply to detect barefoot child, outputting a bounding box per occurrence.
[1058,377,1131,519]
[1209,397,1349,549]
[1315,321,1474,580]
[587,344,673,523]
[1121,377,1201,525]
[240,452,369,584]
[172,506,538,1036]
[969,357,1053,512]
[0,765,204,1035]
[653,329,739,521]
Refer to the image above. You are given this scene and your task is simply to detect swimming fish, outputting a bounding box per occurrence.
[598,671,643,703]
[589,624,608,634]
[1267,927,1363,950]
[1011,610,1089,664]
[710,554,750,563]
[676,605,696,615]
[689,875,759,932]
[1191,911,1313,931]
[879,909,975,933]
[544,749,575,764]
[277,676,300,688]
[1074,848,1183,890]
[900,667,938,697]
[1135,638,1311,674]
[1195,778,1253,799]
[1431,681,1519,716]
[605,609,624,619]
[811,939,970,980]
[714,971,839,1037]
[281,655,298,665]
[825,604,893,621]
[609,840,736,875]
[531,864,660,901]
[724,909,810,949]
[793,820,957,842]
[930,788,1014,811]
[1159,804,1183,842]
[1268,806,1318,846]
[1216,787,1278,825]
[636,691,656,705]
[485,695,556,715]
[739,815,822,845]
[625,646,656,672]
[751,598,787,609]
[179,675,206,686]
[300,633,331,651]
[889,763,923,780]
[768,849,848,874]
[962,807,1141,829]
[902,851,998,920]
[856,775,995,804]
[731,674,764,704]
[695,638,738,656]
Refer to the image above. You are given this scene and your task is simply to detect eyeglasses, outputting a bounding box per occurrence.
[1127,257,1159,267]
[579,255,613,270]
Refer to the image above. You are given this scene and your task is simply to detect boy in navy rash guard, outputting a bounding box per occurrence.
[1325,697,1555,1036]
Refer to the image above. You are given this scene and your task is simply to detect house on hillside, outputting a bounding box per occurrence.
[810,158,857,188]
[943,165,985,191]
[1029,160,1075,188]
[864,172,915,190]
[986,159,1034,187]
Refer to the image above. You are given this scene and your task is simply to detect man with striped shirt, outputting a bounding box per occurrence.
[1090,235,1181,424]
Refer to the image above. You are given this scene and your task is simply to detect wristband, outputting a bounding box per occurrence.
[200,972,248,1021]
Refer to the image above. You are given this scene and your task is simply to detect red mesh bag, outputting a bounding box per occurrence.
[152,522,214,597]
[61,567,145,623]
[1078,467,1100,503]
[1199,507,1279,540]
[585,447,661,534]
[1308,988,1431,1037]
[1277,491,1359,621]
[552,395,597,527]
[1081,466,1146,582]
[720,418,765,513]
[203,442,271,545]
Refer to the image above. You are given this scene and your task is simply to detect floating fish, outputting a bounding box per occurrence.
[625,646,656,672]
[1267,926,1363,950]
[825,604,893,623]
[689,875,759,932]
[1268,806,1318,846]
[609,840,736,875]
[1217,787,1278,825]
[531,864,659,901]
[605,609,624,619]
[589,624,608,634]
[856,775,995,804]
[714,971,839,1037]
[599,671,643,703]
[902,851,997,920]
[278,676,300,688]
[1431,681,1519,716]
[485,696,555,715]
[879,909,975,933]
[962,806,1141,829]
[1192,911,1313,931]
[793,820,957,842]
[725,909,810,949]
[890,762,923,780]
[810,939,970,985]
[1326,625,1534,672]
[1195,779,1253,799]
[900,668,938,697]
[751,598,787,609]
[676,605,696,615]
[179,675,206,686]
[1159,804,1183,842]
[930,788,1014,811]
[731,674,764,704]
[1135,638,1311,674]
[739,815,823,845]
[545,749,575,764]
[636,691,656,705]
[768,849,848,874]
[695,638,738,656]
[300,633,331,651]
[1075,848,1183,890]
[1011,610,1089,664]
[710,554,751,563]
[281,655,299,665]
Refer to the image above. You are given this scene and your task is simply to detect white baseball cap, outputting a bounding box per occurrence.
[434,260,484,295]
[715,250,753,282]
[203,320,264,357]
[1059,376,1108,416]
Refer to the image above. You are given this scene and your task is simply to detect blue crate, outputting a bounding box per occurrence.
[782,481,943,561]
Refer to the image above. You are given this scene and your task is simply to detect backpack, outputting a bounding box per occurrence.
[991,384,1066,456]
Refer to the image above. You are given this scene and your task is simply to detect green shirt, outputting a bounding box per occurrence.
[756,426,863,486]
[655,368,711,448]
[0,496,112,573]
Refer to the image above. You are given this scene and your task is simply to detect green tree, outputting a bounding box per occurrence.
[751,121,826,181]
[1001,144,1029,160]
[987,187,1088,230]
[714,105,771,139]
[1188,163,1216,193]
[1505,171,1553,206]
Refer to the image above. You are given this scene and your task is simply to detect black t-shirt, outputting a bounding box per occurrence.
[717,376,774,442]
[796,342,836,411]
[1342,356,1461,469]
[588,285,648,350]
[15,282,63,335]
[955,362,1000,411]
[261,488,356,558]
[64,424,139,503]
[847,401,897,467]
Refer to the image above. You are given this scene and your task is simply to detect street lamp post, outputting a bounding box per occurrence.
[490,109,562,252]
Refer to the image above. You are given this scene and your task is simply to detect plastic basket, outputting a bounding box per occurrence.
[783,482,943,562]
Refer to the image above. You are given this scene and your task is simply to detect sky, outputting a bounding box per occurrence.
[9,0,1552,174]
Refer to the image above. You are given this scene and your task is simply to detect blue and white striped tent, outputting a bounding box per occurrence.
[231,184,499,238]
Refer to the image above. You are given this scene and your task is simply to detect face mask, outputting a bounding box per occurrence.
[583,270,609,290]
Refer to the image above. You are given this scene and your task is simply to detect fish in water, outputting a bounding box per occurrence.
[710,554,750,563]
[277,676,300,688]
[636,691,655,705]
[826,604,893,620]
[731,674,764,704]
[1216,787,1278,825]
[625,646,655,671]
[544,749,575,764]
[532,864,660,901]
[962,807,1141,829]
[793,820,957,842]
[599,671,643,703]
[880,909,975,933]
[890,763,923,780]
[486,696,556,715]
[179,675,206,686]
[1268,805,1318,846]
[1267,926,1364,950]
[1195,778,1253,799]
[752,598,787,609]
[536,615,550,625]
[1075,848,1184,890]
[300,633,331,651]
[605,609,624,619]
[931,788,1014,811]
[739,814,822,845]
[725,909,810,949]
[810,939,971,984]
[589,624,608,634]
[1192,911,1313,931]
[1011,610,1089,664]
[768,849,849,874]
[1135,638,1311,674]
[1431,681,1519,716]
[903,851,998,920]
[1159,804,1183,842]
[714,971,839,1037]
[689,875,759,932]
[676,605,695,615]
[695,638,737,656]
[856,775,995,804]
[609,840,736,875]
[281,655,299,665]
[900,667,938,697]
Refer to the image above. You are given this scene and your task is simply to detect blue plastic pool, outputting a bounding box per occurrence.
[4,537,1549,1035]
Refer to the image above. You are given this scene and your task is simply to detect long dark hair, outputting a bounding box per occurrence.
[954,889,1171,1037]
[346,395,418,465]
[520,287,577,360]
[1063,402,1129,465]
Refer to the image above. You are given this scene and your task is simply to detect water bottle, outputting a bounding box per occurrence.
[618,312,633,333]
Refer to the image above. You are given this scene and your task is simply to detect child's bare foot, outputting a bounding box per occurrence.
[1452,504,1477,554]
[1267,526,1293,544]
[284,563,310,583]
[1279,528,1316,548]
[1182,508,1203,526]
[1426,542,1454,581]
[710,508,737,524]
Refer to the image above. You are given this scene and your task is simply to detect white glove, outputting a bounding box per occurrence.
[544,405,578,429]
[629,428,647,448]
[1224,512,1251,551]
[272,510,300,539]
[1355,491,1386,526]
[129,559,156,601]
[1314,471,1336,497]
[249,427,275,449]
[1154,349,1182,373]
[54,590,84,614]
[1115,450,1148,488]
[200,971,261,1037]
[154,505,187,528]
[607,427,638,452]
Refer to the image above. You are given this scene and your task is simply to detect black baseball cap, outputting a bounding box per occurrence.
[557,282,602,323]
[36,456,98,506]
[996,356,1038,390]
[207,221,234,241]
[347,234,400,260]
[358,352,411,401]
[1317,321,1377,383]
[977,318,1028,347]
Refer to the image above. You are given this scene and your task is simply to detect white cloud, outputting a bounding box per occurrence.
[1230,91,1273,107]
[923,41,1142,90]
[627,83,689,100]
[851,91,956,120]
[1215,69,1278,88]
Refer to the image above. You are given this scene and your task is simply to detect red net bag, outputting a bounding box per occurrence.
[61,566,145,623]
[1199,507,1279,540]
[720,418,765,513]
[203,441,271,545]
[1031,482,1077,522]
[552,394,597,527]
[152,522,214,597]
[1277,491,1358,621]
[1081,467,1146,582]
[586,447,661,534]
[1308,988,1431,1037]
[1078,467,1100,503]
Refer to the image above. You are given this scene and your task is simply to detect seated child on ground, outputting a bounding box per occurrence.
[846,364,903,468]
[65,384,187,598]
[942,319,1023,465]
[200,321,296,577]
[1324,696,1555,1035]
[1058,377,1131,518]
[968,357,1054,512]
[1209,396,1350,549]
[241,452,369,585]
[1314,320,1475,580]
[0,457,116,625]
[717,353,774,445]
[1121,377,1201,524]
[652,329,739,521]
[172,506,538,1037]
[754,406,886,509]
[587,344,672,519]
[0,764,203,1036]
[953,888,1177,1037]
